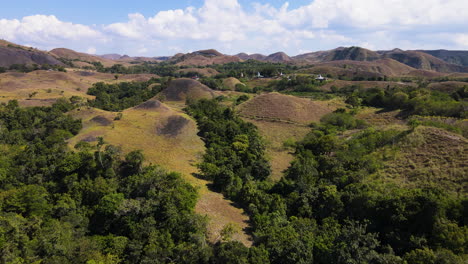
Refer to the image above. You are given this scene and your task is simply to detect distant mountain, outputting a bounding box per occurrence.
[170,49,240,66]
[234,52,291,62]
[265,52,292,62]
[418,50,468,67]
[294,47,380,63]
[100,53,123,60]
[0,40,63,68]
[50,48,117,67]
[381,50,468,73]
[329,47,380,61]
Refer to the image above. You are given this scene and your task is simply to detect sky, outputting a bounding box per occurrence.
[0,0,467,56]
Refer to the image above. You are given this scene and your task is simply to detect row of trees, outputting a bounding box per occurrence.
[338,85,467,118]
[87,78,166,111]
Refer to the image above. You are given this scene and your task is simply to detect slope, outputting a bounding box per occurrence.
[68,100,252,246]
[0,40,63,67]
[50,48,119,67]
[159,78,218,102]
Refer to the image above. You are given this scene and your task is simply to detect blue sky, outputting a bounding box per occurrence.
[1,0,467,56]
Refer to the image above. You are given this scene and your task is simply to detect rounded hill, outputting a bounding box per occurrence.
[159,78,217,102]
[237,92,334,124]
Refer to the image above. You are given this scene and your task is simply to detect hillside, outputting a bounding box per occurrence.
[237,92,334,125]
[159,78,218,102]
[50,48,118,67]
[265,52,292,62]
[419,50,468,66]
[68,98,252,246]
[0,40,63,67]
[381,126,467,194]
[381,49,468,73]
[0,70,155,106]
[294,47,380,63]
[171,49,240,66]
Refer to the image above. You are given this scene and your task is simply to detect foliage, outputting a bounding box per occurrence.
[335,86,467,118]
[0,101,211,263]
[87,78,163,111]
[186,99,271,197]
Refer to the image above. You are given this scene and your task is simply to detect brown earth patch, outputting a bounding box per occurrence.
[134,98,169,111]
[90,115,112,126]
[157,115,190,137]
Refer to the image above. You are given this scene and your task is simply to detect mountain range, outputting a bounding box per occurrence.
[1,39,468,73]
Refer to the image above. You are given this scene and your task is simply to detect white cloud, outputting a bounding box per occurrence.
[86,47,97,54]
[453,34,468,49]
[0,0,467,55]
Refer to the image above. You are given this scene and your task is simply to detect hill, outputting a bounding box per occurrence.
[294,47,380,63]
[300,58,416,79]
[0,70,155,106]
[171,49,240,66]
[234,52,291,62]
[100,53,123,60]
[159,78,218,102]
[380,126,467,194]
[222,77,242,90]
[69,99,252,246]
[50,48,118,67]
[418,50,468,66]
[381,50,468,73]
[0,40,63,67]
[237,92,334,125]
[265,52,292,62]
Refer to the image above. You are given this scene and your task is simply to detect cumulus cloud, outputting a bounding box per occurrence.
[0,15,104,50]
[0,0,467,55]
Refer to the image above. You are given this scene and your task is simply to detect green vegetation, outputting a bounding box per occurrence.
[0,100,213,263]
[212,60,297,78]
[187,99,467,263]
[6,63,67,73]
[87,78,164,111]
[185,99,271,197]
[337,85,467,118]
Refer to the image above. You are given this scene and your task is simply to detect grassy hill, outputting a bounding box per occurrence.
[159,78,218,102]
[0,40,63,67]
[68,98,252,246]
[237,92,336,125]
[378,126,467,195]
[50,48,120,68]
[0,70,155,106]
[170,49,241,66]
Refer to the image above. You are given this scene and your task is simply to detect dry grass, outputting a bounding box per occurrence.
[243,118,310,181]
[237,92,335,125]
[428,81,467,93]
[175,54,240,67]
[223,77,242,90]
[159,78,218,103]
[0,70,156,106]
[68,100,252,246]
[378,126,467,195]
[237,94,341,181]
[355,108,407,127]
